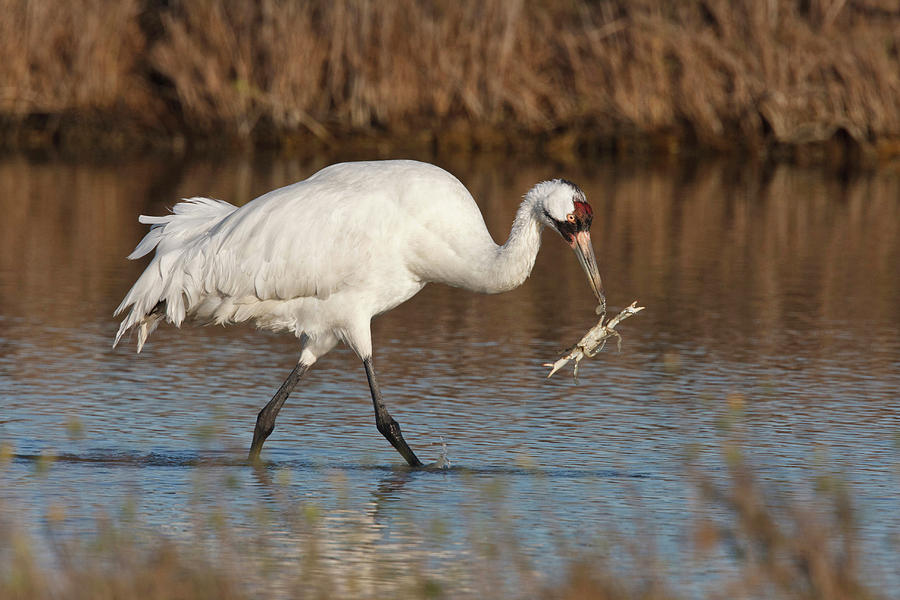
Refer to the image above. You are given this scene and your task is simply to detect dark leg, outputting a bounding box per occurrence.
[249,362,309,462]
[364,357,423,467]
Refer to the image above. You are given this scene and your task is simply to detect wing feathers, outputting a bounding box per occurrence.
[113,160,472,352]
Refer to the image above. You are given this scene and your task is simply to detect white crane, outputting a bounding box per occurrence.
[114,160,605,466]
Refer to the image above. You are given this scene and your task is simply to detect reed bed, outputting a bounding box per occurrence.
[1,0,899,158]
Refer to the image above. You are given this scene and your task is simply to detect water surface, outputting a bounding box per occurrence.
[1,153,898,596]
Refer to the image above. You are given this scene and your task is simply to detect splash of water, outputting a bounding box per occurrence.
[428,437,451,470]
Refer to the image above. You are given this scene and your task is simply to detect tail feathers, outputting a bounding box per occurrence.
[113,310,163,353]
[114,197,237,352]
[128,197,236,259]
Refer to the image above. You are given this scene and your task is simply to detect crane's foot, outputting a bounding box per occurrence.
[377,417,423,467]
[248,439,265,464]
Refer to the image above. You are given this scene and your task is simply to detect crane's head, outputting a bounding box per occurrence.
[533,179,606,314]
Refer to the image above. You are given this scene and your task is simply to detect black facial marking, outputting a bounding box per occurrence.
[545,208,578,243]
[543,181,592,244]
[557,219,578,242]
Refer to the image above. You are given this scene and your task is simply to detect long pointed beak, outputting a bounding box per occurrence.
[571,230,606,314]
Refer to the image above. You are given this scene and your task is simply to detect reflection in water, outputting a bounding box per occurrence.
[0,154,898,594]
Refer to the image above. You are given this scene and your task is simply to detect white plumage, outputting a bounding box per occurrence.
[114,159,604,465]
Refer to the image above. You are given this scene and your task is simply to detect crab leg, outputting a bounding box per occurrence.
[544,301,645,380]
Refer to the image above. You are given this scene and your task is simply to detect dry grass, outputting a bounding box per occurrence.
[1,0,900,157]
[0,446,884,600]
[691,458,871,600]
[0,0,159,142]
[0,528,246,600]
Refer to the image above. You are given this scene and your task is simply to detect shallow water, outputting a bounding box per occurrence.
[1,153,898,595]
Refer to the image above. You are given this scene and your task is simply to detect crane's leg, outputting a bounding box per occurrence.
[249,362,309,462]
[364,357,423,467]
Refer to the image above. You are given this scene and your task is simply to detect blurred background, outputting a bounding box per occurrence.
[1,0,899,162]
[1,2,899,599]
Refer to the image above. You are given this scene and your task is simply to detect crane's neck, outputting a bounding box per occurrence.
[477,193,545,294]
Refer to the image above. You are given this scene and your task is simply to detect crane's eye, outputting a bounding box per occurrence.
[566,213,576,223]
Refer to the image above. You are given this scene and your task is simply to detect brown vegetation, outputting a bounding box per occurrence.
[1,0,899,159]
[0,448,880,600]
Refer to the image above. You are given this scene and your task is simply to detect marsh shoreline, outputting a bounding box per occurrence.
[2,0,899,166]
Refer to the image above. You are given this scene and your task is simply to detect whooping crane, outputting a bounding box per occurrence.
[114,160,605,466]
